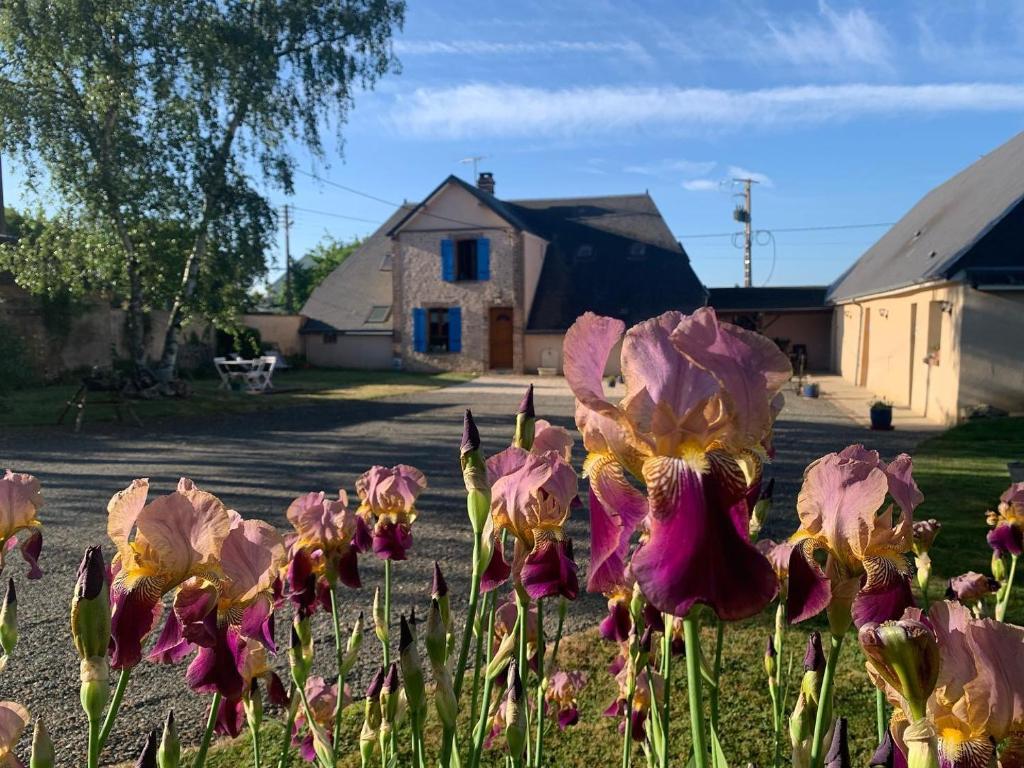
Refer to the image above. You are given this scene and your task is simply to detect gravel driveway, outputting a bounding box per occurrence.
[0,375,933,765]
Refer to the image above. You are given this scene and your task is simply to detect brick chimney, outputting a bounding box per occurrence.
[477,172,495,195]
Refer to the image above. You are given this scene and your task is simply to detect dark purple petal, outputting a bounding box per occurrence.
[182,608,219,649]
[372,521,413,561]
[268,672,290,707]
[316,579,333,613]
[586,462,647,594]
[298,734,316,762]
[786,544,833,624]
[352,516,373,554]
[147,609,193,665]
[631,458,778,621]
[335,549,361,590]
[603,698,625,718]
[110,586,162,670]
[480,539,512,594]
[629,707,647,742]
[987,524,1024,557]
[608,654,626,677]
[240,597,276,653]
[852,574,915,628]
[214,697,245,738]
[19,530,42,579]
[599,600,631,643]
[185,625,245,700]
[557,706,579,730]
[871,729,908,768]
[642,603,665,633]
[521,539,579,601]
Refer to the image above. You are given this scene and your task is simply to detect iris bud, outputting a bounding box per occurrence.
[71,546,110,660]
[29,719,55,768]
[764,636,777,679]
[992,549,1009,582]
[364,666,385,733]
[487,630,518,680]
[245,679,263,731]
[432,562,452,634]
[399,615,426,714]
[513,385,536,450]
[426,598,447,668]
[341,612,364,678]
[433,666,458,730]
[859,619,939,720]
[135,729,159,768]
[380,662,401,727]
[289,622,313,690]
[870,730,899,768]
[749,478,774,540]
[80,656,110,722]
[504,659,527,759]
[0,579,16,659]
[373,587,388,645]
[461,410,491,533]
[824,717,851,768]
[157,710,179,768]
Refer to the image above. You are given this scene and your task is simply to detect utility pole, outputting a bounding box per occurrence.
[732,177,757,287]
[283,203,294,313]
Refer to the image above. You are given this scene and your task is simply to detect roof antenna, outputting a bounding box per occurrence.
[460,155,488,180]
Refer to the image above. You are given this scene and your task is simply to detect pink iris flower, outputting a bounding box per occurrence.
[873,602,1024,768]
[787,446,923,634]
[148,510,286,702]
[355,465,427,561]
[107,478,233,670]
[987,482,1024,557]
[293,676,350,762]
[286,490,372,588]
[564,308,791,620]
[0,470,44,580]
[0,701,29,767]
[488,445,580,600]
[546,670,588,729]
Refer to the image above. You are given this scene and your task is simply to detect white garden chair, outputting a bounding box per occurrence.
[243,356,276,393]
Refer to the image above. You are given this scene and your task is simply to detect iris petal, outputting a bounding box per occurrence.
[585,456,647,594]
[631,456,778,620]
[109,584,163,670]
[521,538,579,600]
[185,624,245,700]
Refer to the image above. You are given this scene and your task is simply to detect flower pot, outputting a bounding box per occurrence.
[801,383,819,398]
[870,407,893,430]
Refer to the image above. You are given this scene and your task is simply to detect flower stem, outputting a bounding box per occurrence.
[809,633,844,768]
[996,554,1018,622]
[620,662,636,768]
[383,559,393,666]
[97,666,132,750]
[534,598,545,768]
[659,614,672,768]
[193,692,223,768]
[455,528,484,699]
[550,598,567,669]
[709,619,725,735]
[875,689,886,745]
[329,587,345,758]
[249,719,262,768]
[87,715,101,768]
[515,590,533,767]
[275,686,299,768]
[682,615,708,768]
[469,598,500,768]
[469,591,492,731]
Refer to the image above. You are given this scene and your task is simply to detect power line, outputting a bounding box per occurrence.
[287,205,384,225]
[677,221,895,239]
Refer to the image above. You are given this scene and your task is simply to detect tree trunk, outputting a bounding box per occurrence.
[155,101,248,381]
[114,224,147,368]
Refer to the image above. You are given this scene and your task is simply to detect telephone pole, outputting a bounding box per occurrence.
[732,177,757,287]
[283,204,294,313]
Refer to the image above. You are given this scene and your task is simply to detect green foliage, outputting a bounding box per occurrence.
[0,320,37,393]
[272,235,363,310]
[0,0,405,369]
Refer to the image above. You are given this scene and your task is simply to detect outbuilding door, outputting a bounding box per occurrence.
[489,307,514,369]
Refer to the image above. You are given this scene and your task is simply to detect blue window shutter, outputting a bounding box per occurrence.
[448,307,462,352]
[412,308,426,353]
[440,239,455,281]
[477,238,490,280]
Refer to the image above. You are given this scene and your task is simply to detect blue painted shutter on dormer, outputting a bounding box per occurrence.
[412,308,426,353]
[448,307,462,352]
[477,238,490,280]
[440,239,455,281]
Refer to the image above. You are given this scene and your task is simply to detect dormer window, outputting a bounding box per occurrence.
[629,242,647,259]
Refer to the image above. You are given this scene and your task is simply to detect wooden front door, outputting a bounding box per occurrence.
[489,307,514,369]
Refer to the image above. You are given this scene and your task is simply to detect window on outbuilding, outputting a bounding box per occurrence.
[366,305,391,323]
[323,331,338,344]
[428,308,450,352]
[456,239,478,280]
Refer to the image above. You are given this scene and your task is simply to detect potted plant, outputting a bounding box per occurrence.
[869,398,893,430]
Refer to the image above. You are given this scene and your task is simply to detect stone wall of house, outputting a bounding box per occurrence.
[394,228,524,373]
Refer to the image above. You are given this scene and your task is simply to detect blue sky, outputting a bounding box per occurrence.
[6,0,1024,288]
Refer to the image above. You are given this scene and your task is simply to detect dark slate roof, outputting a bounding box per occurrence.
[707,286,828,312]
[387,175,532,235]
[828,131,1024,302]
[523,213,706,332]
[299,317,337,334]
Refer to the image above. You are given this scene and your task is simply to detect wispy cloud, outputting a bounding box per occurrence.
[726,166,774,188]
[681,179,721,192]
[761,1,892,68]
[394,38,649,60]
[389,82,1024,139]
[623,159,717,177]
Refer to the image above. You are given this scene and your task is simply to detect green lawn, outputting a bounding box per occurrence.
[137,417,1024,768]
[0,368,474,428]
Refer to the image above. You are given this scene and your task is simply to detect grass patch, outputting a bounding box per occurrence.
[0,368,474,428]
[132,417,1024,767]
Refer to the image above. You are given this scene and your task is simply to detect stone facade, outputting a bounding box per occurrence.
[393,227,525,373]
